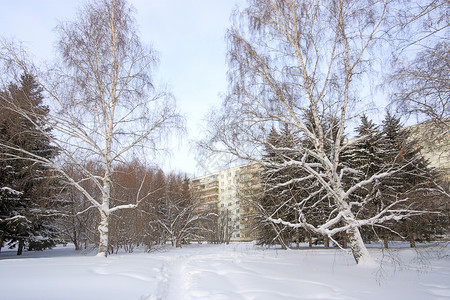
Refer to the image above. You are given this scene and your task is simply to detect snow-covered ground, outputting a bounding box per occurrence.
[1,242,449,300]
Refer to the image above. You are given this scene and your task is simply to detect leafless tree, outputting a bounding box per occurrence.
[152,173,216,247]
[198,0,431,264]
[107,160,155,253]
[389,0,449,133]
[0,0,183,256]
[57,162,101,251]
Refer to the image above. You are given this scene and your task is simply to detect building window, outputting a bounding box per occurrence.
[236,233,240,238]
[228,202,232,206]
[236,209,239,214]
[221,203,224,207]
[235,201,239,205]
[221,174,224,178]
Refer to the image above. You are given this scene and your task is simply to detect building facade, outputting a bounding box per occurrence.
[407,121,450,178]
[191,163,262,242]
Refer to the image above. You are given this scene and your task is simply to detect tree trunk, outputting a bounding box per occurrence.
[308,233,313,248]
[225,209,229,245]
[17,239,24,256]
[295,211,300,249]
[408,228,416,248]
[342,233,347,249]
[72,218,80,251]
[97,209,109,257]
[0,233,3,252]
[324,235,329,249]
[73,233,80,251]
[347,227,374,265]
[383,235,389,249]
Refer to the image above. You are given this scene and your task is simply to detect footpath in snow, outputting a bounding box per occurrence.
[1,242,449,300]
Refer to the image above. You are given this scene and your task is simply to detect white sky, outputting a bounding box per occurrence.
[0,0,245,177]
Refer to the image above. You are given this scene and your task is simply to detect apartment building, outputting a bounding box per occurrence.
[191,163,262,242]
[407,121,450,178]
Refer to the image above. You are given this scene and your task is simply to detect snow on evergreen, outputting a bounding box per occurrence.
[0,187,22,195]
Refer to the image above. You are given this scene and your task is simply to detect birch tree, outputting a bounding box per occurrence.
[389,0,449,133]
[0,0,183,256]
[199,0,425,264]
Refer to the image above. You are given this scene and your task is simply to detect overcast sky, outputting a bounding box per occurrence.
[0,0,245,177]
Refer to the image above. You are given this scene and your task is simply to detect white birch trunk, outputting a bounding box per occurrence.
[97,209,109,257]
[346,225,374,265]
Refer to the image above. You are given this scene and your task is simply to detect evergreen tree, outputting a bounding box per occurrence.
[341,113,447,247]
[258,127,288,247]
[350,115,385,178]
[301,111,345,247]
[258,125,302,248]
[0,74,60,254]
[343,115,388,244]
[381,112,444,247]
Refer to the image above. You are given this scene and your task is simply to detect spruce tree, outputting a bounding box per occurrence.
[258,127,289,247]
[258,125,302,248]
[381,112,443,247]
[343,113,447,247]
[343,115,388,244]
[0,74,60,254]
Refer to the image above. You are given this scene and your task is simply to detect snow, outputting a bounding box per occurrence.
[1,243,449,300]
[1,186,22,195]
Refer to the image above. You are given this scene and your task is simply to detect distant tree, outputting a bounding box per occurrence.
[108,161,153,253]
[380,112,446,247]
[154,173,214,248]
[389,0,449,134]
[0,0,183,256]
[56,162,102,251]
[0,73,60,255]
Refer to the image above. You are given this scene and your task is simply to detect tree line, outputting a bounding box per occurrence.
[1,0,449,264]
